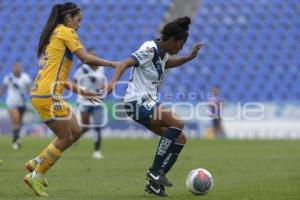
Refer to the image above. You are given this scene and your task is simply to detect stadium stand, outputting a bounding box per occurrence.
[0,0,171,100]
[0,0,299,103]
[162,0,300,102]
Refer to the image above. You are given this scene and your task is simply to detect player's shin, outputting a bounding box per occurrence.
[94,127,101,151]
[162,143,184,174]
[150,127,182,171]
[33,143,62,178]
[12,128,20,143]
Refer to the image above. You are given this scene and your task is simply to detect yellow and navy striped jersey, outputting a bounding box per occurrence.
[31,24,83,97]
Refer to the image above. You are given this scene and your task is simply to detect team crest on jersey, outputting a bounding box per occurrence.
[146,47,153,54]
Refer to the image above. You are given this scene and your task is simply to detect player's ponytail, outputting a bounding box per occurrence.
[37,2,80,57]
[161,16,191,41]
[37,4,62,57]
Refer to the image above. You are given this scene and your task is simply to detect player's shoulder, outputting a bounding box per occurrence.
[136,40,157,57]
[95,66,104,74]
[53,24,77,38]
[4,73,11,79]
[140,40,156,50]
[76,64,90,74]
[21,72,31,80]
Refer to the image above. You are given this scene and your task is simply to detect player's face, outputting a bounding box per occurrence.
[69,12,82,31]
[13,63,21,77]
[168,38,187,55]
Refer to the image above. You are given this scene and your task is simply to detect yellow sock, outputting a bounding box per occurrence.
[36,143,62,175]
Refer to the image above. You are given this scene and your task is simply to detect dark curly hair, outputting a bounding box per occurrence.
[161,16,191,41]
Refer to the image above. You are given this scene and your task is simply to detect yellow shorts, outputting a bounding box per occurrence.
[31,96,71,123]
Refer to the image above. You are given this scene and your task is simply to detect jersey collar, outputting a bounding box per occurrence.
[154,39,165,59]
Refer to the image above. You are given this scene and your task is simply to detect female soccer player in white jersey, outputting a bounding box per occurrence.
[105,16,203,196]
[73,48,106,159]
[0,63,32,150]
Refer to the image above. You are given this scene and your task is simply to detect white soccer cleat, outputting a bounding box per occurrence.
[92,151,104,160]
[12,142,20,150]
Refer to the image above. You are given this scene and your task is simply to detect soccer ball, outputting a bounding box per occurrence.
[186,168,213,195]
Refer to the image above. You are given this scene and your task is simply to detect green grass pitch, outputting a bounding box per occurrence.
[0,136,299,200]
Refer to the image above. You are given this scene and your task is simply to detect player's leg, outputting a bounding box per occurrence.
[144,125,169,196]
[25,118,73,197]
[73,105,90,147]
[146,104,186,187]
[91,106,103,159]
[8,107,22,150]
[25,112,81,183]
[25,116,77,192]
[70,111,86,147]
[149,124,185,175]
[80,108,91,135]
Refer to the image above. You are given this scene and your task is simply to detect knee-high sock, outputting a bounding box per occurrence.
[162,143,184,174]
[151,127,182,172]
[35,143,62,175]
[94,127,102,151]
[12,128,20,143]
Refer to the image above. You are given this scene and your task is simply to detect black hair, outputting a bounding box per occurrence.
[161,16,191,41]
[37,2,80,57]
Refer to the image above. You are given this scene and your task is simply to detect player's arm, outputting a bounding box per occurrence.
[59,29,118,69]
[64,80,101,103]
[165,43,204,69]
[0,76,8,96]
[105,57,136,94]
[74,48,118,68]
[0,84,7,96]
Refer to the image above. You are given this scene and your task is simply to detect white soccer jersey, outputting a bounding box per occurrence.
[73,64,105,105]
[3,72,32,107]
[124,40,170,103]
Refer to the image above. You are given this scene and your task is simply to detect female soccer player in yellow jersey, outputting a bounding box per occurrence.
[23,2,117,197]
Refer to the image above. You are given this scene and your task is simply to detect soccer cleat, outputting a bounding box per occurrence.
[146,169,173,187]
[145,179,168,197]
[24,173,48,197]
[25,160,48,187]
[12,142,21,150]
[92,151,104,160]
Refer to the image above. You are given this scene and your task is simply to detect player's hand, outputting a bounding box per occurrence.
[103,81,116,96]
[110,61,120,68]
[189,42,204,59]
[81,90,102,104]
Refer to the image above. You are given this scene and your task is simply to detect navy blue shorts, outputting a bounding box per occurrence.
[17,106,26,117]
[124,100,160,129]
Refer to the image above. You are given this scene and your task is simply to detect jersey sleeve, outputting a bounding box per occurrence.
[131,45,154,67]
[55,28,84,53]
[25,74,32,85]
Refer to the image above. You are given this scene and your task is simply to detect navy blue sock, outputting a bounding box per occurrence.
[94,127,101,151]
[12,128,20,143]
[162,143,184,174]
[151,127,182,172]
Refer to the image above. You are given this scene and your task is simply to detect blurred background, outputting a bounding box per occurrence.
[0,0,300,139]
